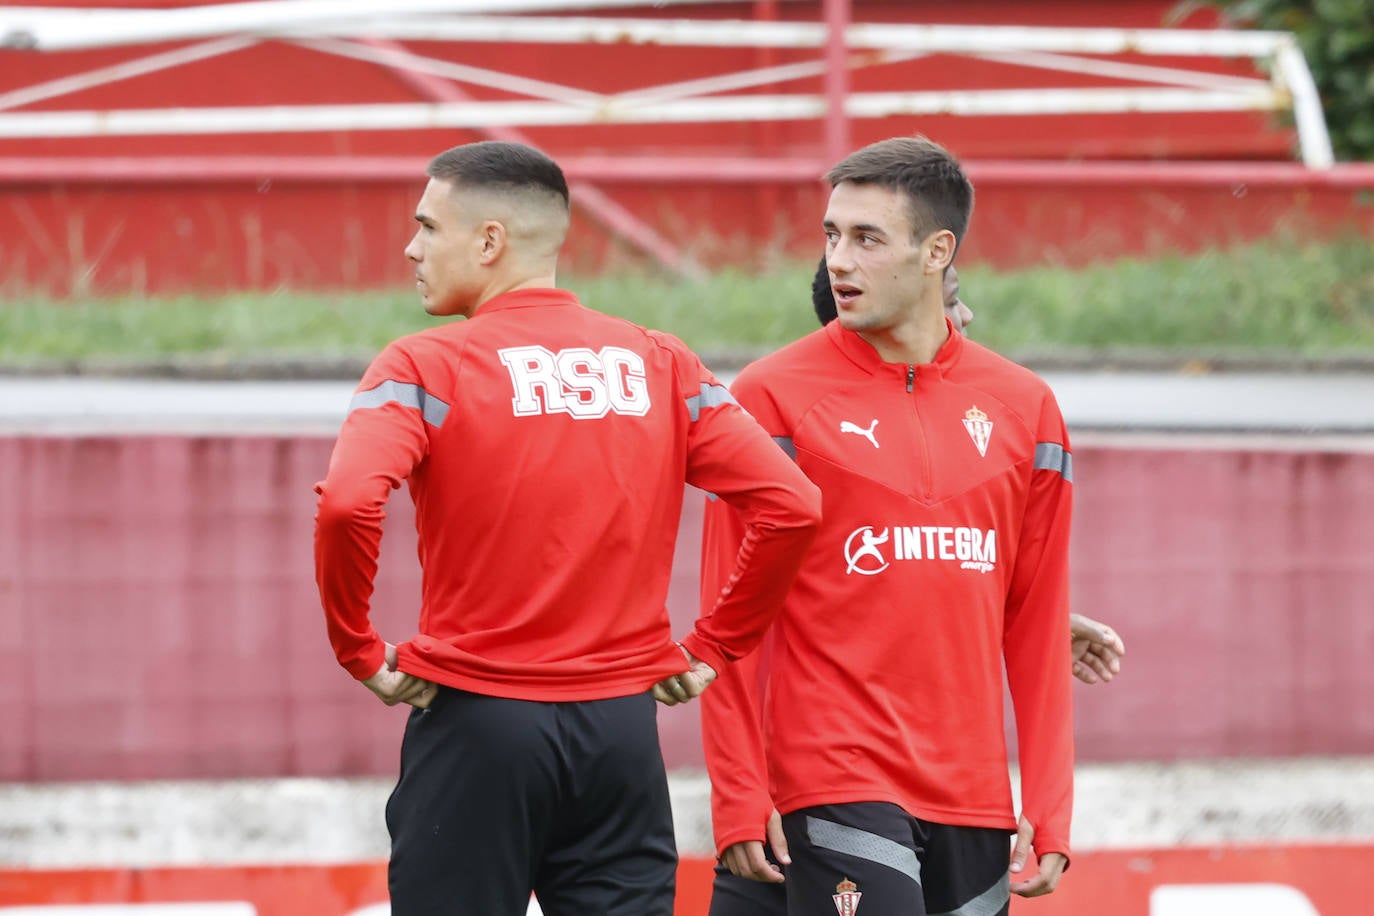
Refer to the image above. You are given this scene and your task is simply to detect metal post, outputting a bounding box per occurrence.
[753,0,782,236]
[822,0,851,170]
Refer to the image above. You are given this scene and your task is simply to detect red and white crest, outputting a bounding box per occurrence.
[962,405,993,457]
[833,877,862,916]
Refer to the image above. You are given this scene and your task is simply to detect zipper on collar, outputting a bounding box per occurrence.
[906,364,915,393]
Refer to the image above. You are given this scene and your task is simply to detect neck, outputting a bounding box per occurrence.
[857,292,949,365]
[474,267,558,310]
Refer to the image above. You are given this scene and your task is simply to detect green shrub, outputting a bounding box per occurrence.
[1184,1,1374,160]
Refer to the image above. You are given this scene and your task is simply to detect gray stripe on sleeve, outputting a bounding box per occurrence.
[349,380,450,428]
[1033,442,1073,482]
[805,816,921,887]
[929,874,1010,916]
[685,383,737,422]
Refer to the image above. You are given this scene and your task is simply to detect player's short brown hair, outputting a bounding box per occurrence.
[826,136,973,249]
[427,141,569,210]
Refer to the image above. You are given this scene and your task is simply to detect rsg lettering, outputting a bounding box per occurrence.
[499,345,651,419]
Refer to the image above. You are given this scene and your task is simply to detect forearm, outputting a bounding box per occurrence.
[1007,637,1074,858]
[702,646,774,854]
[681,500,818,670]
[314,473,392,679]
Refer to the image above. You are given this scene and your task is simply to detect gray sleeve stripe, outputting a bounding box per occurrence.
[806,816,921,887]
[929,875,1010,916]
[349,380,450,428]
[1033,442,1073,482]
[684,383,737,422]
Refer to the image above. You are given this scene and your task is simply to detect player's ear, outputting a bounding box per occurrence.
[925,229,956,274]
[478,220,507,265]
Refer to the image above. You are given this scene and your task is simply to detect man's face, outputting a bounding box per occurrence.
[944,265,974,335]
[403,178,482,318]
[823,182,930,335]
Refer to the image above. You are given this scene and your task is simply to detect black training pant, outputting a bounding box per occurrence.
[386,686,677,916]
[709,802,1011,916]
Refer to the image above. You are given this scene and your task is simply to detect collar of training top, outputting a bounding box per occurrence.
[474,287,581,316]
[826,314,965,379]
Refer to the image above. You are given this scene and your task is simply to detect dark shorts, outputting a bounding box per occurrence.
[386,687,676,916]
[710,802,1011,916]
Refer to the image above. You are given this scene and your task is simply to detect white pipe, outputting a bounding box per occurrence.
[973,49,1271,93]
[0,0,747,51]
[7,9,1286,59]
[848,23,1288,58]
[847,87,1281,118]
[0,88,1284,138]
[305,16,1289,57]
[1272,38,1335,168]
[328,15,820,47]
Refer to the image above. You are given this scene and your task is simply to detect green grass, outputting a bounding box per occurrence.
[1,236,1371,365]
[964,237,1374,355]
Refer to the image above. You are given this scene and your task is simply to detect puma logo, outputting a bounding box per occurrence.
[840,419,879,449]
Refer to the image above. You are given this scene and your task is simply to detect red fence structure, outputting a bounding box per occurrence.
[3,0,1372,294]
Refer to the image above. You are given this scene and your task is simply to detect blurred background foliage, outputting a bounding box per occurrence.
[1183,0,1374,160]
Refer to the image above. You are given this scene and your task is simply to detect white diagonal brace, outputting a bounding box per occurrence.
[0,36,255,112]
[294,36,602,106]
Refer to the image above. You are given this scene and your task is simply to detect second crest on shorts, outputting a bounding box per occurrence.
[833,877,862,915]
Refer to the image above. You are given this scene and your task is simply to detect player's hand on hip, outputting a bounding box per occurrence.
[651,646,718,706]
[363,647,438,709]
[1070,612,1125,684]
[1009,816,1067,897]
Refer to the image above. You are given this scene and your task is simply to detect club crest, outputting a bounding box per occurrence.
[962,405,993,457]
[833,877,862,915]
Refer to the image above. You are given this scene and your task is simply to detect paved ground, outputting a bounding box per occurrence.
[3,372,1374,435]
[5,759,1373,867]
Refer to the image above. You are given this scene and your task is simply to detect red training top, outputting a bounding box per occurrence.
[701,319,1075,862]
[315,287,821,702]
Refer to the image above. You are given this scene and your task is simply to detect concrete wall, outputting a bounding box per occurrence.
[3,434,1372,781]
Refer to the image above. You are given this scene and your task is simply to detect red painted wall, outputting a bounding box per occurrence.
[7,0,1367,295]
[5,162,1372,295]
[2,434,1372,782]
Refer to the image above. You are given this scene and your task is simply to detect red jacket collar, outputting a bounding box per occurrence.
[826,316,965,378]
[474,287,581,316]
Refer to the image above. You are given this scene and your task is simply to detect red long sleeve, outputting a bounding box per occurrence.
[1004,399,1076,861]
[314,347,429,681]
[679,382,820,672]
[699,496,776,854]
